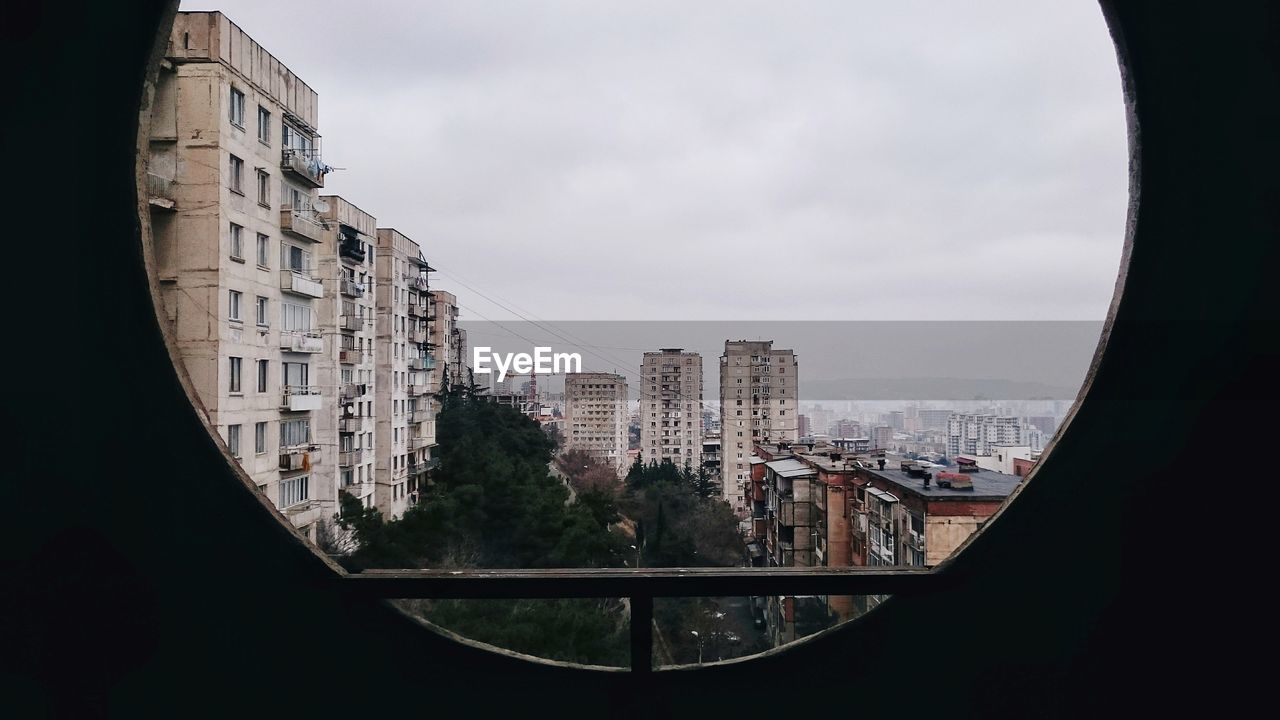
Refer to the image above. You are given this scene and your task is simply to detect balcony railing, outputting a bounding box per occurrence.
[280,385,322,411]
[279,208,325,243]
[278,444,315,471]
[339,416,365,433]
[340,383,367,402]
[408,355,436,371]
[408,384,428,396]
[339,349,363,365]
[279,331,323,353]
[340,315,363,332]
[339,449,365,467]
[146,172,175,210]
[338,239,365,262]
[281,148,326,188]
[340,279,365,298]
[408,328,428,344]
[410,276,429,292]
[279,269,324,298]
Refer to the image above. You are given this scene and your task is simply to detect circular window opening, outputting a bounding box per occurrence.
[140,1,1128,669]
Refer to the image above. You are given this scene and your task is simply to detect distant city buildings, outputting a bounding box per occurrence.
[719,341,799,518]
[564,372,629,475]
[947,413,1025,457]
[871,425,894,451]
[917,409,953,432]
[639,349,703,468]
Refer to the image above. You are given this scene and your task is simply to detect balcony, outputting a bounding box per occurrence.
[279,208,325,243]
[410,276,429,292]
[409,457,441,477]
[280,385,322,412]
[339,349,361,364]
[408,302,425,318]
[408,384,428,396]
[340,383,367,402]
[340,315,363,332]
[340,279,365,298]
[408,355,436,371]
[279,331,323,353]
[146,172,175,210]
[280,148,325,188]
[408,409,430,424]
[279,269,323,298]
[278,445,315,471]
[408,328,428,344]
[339,449,364,467]
[339,416,364,433]
[339,239,365,263]
[409,436,432,451]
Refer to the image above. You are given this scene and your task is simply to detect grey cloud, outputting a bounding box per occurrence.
[198,0,1127,321]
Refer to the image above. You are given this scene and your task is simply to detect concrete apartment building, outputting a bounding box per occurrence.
[746,440,1021,642]
[147,12,333,540]
[871,425,894,451]
[701,434,722,493]
[947,413,1025,457]
[374,229,435,519]
[316,196,378,510]
[748,442,865,645]
[719,341,799,517]
[639,349,703,468]
[564,373,629,475]
[428,290,465,389]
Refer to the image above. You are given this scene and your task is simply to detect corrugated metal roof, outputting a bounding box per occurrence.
[765,458,815,478]
[866,487,899,503]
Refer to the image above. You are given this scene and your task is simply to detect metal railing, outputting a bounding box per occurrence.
[337,567,939,673]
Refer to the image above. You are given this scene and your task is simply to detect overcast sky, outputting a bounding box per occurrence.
[192,1,1126,322]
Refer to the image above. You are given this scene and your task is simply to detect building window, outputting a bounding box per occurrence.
[229,154,244,194]
[256,296,268,327]
[228,290,242,322]
[256,233,270,268]
[229,223,243,260]
[281,243,311,273]
[279,475,310,509]
[229,357,242,394]
[227,424,241,458]
[257,170,270,207]
[257,359,269,393]
[280,418,310,448]
[281,303,312,332]
[255,421,267,455]
[257,105,270,144]
[229,87,245,127]
[282,361,309,389]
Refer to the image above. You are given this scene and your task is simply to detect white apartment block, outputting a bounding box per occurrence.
[317,196,378,510]
[148,12,332,540]
[564,373,629,475]
[946,413,1025,458]
[720,341,799,518]
[375,229,436,519]
[640,349,703,469]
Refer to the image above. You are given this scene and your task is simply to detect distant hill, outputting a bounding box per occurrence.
[800,377,1078,401]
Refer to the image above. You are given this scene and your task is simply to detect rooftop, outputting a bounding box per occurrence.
[862,455,1021,501]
